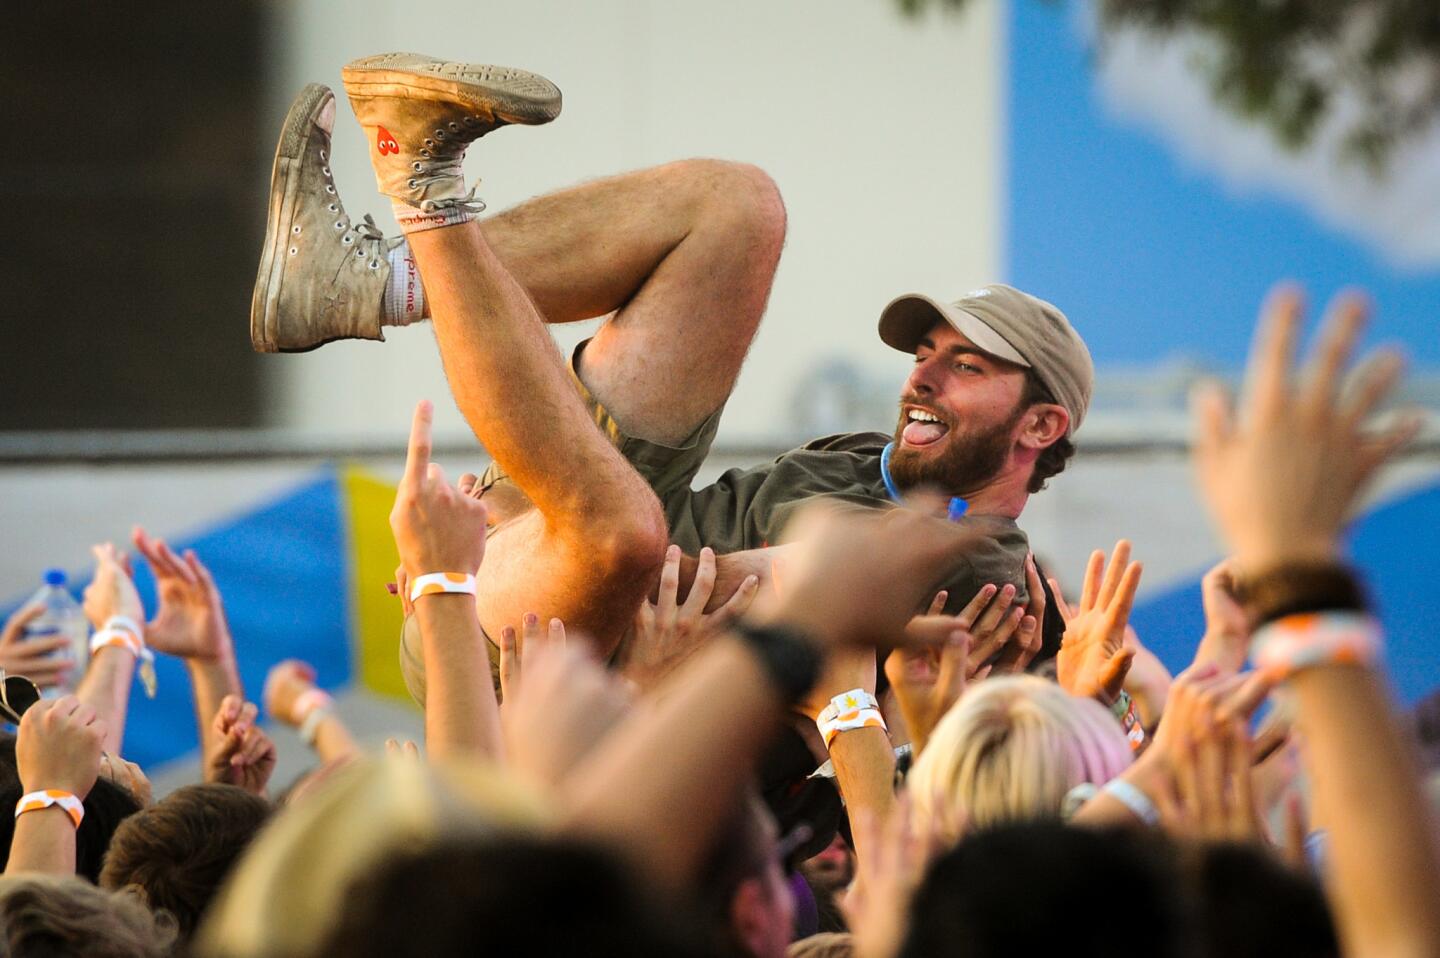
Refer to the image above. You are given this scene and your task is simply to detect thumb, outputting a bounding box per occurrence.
[1099,647,1136,697]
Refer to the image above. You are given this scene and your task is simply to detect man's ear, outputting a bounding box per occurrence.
[1019,404,1069,450]
[729,877,771,957]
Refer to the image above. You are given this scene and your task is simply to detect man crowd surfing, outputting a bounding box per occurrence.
[0,52,1435,958]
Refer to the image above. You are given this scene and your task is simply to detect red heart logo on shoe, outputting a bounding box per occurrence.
[377,126,399,156]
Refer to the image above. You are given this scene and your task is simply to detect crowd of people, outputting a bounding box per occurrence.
[1,50,1436,957]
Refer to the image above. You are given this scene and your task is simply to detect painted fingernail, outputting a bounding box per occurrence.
[385,582,398,595]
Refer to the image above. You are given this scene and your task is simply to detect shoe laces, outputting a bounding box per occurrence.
[408,124,491,215]
[341,214,392,271]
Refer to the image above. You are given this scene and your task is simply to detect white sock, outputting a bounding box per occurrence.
[383,241,426,327]
[391,199,474,234]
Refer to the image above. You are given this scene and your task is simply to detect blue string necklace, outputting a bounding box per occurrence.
[879,442,969,521]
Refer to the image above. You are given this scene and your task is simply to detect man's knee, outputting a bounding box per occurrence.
[581,498,669,585]
[674,159,787,253]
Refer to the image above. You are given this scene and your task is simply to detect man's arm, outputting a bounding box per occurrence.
[1191,286,1434,958]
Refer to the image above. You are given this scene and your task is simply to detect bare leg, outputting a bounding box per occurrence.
[409,221,667,654]
[477,159,787,444]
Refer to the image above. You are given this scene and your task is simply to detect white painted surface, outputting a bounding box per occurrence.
[261,0,1003,445]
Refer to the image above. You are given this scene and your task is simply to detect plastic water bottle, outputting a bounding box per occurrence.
[21,569,88,694]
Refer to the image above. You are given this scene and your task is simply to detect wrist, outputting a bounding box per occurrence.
[1235,540,1342,576]
[1242,560,1368,628]
[408,571,478,605]
[729,621,822,704]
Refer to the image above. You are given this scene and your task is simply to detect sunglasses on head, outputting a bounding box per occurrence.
[0,672,41,725]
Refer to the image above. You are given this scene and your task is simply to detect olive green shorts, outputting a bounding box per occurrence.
[398,340,723,707]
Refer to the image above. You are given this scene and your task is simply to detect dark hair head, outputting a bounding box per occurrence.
[321,834,707,958]
[1186,841,1337,958]
[901,823,1336,958]
[0,735,140,883]
[99,783,271,939]
[1020,370,1076,493]
[902,823,1181,958]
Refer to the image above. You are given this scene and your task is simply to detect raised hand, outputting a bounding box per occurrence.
[1193,558,1250,674]
[130,527,232,662]
[81,543,144,630]
[989,554,1046,674]
[389,400,489,578]
[0,605,73,690]
[98,753,153,807]
[204,695,277,797]
[884,622,969,759]
[501,638,630,788]
[497,612,567,705]
[1148,666,1273,843]
[1192,286,1420,571]
[763,501,1002,650]
[262,659,318,727]
[16,696,107,799]
[1055,541,1142,705]
[621,546,758,689]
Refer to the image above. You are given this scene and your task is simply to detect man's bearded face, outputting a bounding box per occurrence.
[887,322,1030,495]
[888,396,1024,493]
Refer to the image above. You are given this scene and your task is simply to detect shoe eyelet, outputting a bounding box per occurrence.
[463,117,477,127]
[335,220,346,230]
[448,122,459,132]
[407,178,417,189]
[342,235,354,245]
[322,167,331,177]
[369,260,381,270]
[419,149,431,159]
[291,225,302,235]
[320,149,327,161]
[434,129,446,139]
[325,185,336,194]
[327,203,337,213]
[356,249,365,258]
[424,138,434,147]
[288,246,298,256]
[412,161,423,172]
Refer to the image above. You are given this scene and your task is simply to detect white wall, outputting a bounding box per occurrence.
[261,0,1003,445]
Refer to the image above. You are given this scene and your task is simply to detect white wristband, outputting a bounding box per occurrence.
[1102,778,1160,827]
[299,705,331,746]
[816,689,887,749]
[90,619,157,699]
[16,789,84,828]
[408,572,477,603]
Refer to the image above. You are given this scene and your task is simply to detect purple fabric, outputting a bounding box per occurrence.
[790,870,819,941]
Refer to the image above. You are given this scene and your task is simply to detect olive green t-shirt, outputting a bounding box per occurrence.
[660,431,1032,610]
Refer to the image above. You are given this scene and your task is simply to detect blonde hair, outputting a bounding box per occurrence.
[906,676,1131,840]
[194,755,552,958]
[0,875,177,958]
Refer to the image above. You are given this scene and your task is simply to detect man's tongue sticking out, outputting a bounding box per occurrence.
[903,420,948,446]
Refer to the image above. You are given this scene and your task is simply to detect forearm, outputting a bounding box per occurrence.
[1291,666,1440,958]
[6,809,76,876]
[187,651,242,757]
[565,635,785,890]
[312,714,361,764]
[414,595,503,760]
[75,648,134,754]
[1123,644,1172,730]
[826,726,897,862]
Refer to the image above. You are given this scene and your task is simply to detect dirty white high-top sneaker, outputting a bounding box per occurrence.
[250,83,403,353]
[341,53,560,222]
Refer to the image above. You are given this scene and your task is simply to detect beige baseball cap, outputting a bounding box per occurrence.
[878,283,1094,435]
